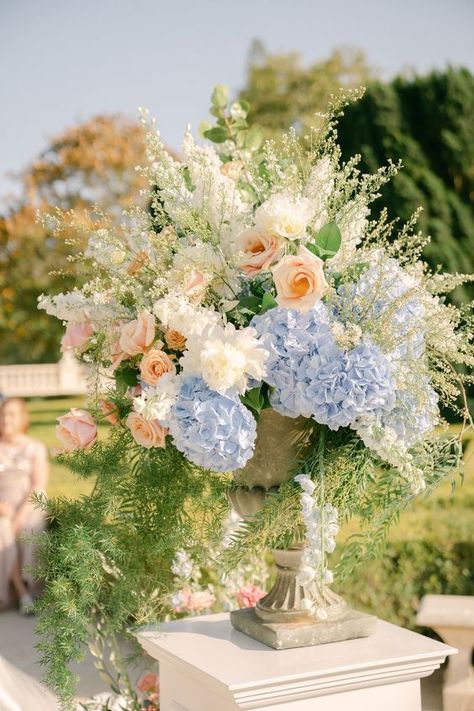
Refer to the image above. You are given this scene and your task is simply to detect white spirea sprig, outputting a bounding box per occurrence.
[294,473,339,619]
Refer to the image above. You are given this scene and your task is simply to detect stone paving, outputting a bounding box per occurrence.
[0,610,444,709]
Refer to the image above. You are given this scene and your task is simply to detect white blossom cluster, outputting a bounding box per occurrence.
[294,473,339,619]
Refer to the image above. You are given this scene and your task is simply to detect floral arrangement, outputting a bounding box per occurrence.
[37,86,473,702]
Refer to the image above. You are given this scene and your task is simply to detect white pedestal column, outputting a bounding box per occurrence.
[137,613,455,711]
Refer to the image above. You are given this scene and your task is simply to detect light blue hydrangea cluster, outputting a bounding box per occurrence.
[251,306,395,431]
[336,256,425,360]
[169,376,257,471]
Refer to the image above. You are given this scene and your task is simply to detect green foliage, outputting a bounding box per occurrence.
[307,222,342,260]
[239,43,372,143]
[36,431,229,706]
[336,68,474,304]
[345,534,474,630]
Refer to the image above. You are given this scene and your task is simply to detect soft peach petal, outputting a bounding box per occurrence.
[272,246,328,312]
[126,412,167,449]
[237,229,283,276]
[61,322,93,352]
[119,312,155,356]
[139,349,175,387]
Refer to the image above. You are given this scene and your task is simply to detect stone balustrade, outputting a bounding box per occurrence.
[0,352,88,398]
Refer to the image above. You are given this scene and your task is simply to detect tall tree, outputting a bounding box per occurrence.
[0,115,146,364]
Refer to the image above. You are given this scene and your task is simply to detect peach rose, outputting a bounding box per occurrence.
[139,349,175,386]
[236,584,266,608]
[126,412,167,449]
[164,329,186,351]
[173,586,215,613]
[272,246,328,312]
[56,409,97,452]
[136,672,159,694]
[99,399,119,425]
[60,322,93,352]
[237,229,283,276]
[119,312,155,356]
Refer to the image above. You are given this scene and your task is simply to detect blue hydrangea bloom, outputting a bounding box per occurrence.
[169,376,257,471]
[305,339,395,430]
[381,376,439,447]
[252,306,395,430]
[251,304,334,418]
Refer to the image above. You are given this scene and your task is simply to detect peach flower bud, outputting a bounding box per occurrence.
[272,246,328,312]
[139,349,175,386]
[99,399,119,425]
[136,672,159,694]
[164,329,186,351]
[127,250,149,276]
[220,160,244,181]
[60,322,93,352]
[56,409,97,452]
[236,584,266,608]
[119,312,155,356]
[126,412,167,449]
[237,229,283,276]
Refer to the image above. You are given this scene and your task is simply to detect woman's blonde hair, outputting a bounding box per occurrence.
[0,397,30,434]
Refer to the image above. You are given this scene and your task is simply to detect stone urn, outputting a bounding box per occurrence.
[228,409,376,649]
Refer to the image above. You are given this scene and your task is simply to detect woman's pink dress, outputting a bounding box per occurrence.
[0,439,46,607]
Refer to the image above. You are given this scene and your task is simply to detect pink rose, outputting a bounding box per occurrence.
[236,584,266,609]
[119,312,155,356]
[56,409,97,451]
[126,412,167,449]
[237,229,283,276]
[99,399,119,425]
[136,672,159,694]
[272,246,328,312]
[139,349,175,387]
[60,322,93,352]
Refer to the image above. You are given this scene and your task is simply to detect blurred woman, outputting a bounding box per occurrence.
[0,398,48,614]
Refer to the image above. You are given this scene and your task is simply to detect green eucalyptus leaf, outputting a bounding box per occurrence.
[209,106,224,118]
[203,126,229,143]
[241,386,265,414]
[211,84,229,109]
[238,99,251,113]
[261,291,278,313]
[245,125,264,151]
[198,120,212,137]
[238,180,258,203]
[238,295,261,312]
[116,365,139,387]
[315,222,341,255]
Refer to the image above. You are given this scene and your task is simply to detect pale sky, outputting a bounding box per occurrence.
[1,0,473,199]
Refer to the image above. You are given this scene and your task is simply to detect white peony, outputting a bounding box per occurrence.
[153,293,221,338]
[179,322,268,394]
[133,372,178,422]
[254,192,314,241]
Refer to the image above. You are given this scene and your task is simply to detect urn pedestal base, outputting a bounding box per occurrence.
[230,605,377,650]
[136,612,456,711]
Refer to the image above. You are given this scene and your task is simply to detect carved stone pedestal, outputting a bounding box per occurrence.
[137,612,455,711]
